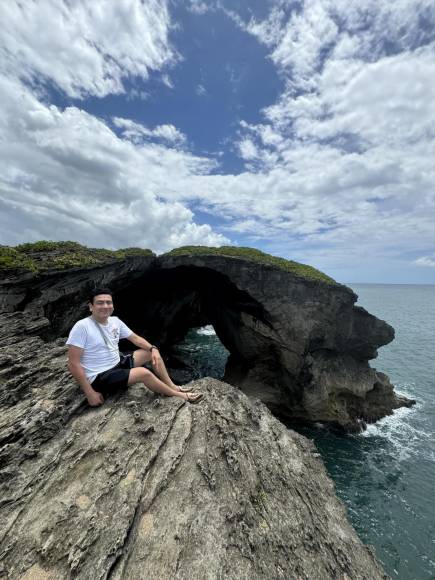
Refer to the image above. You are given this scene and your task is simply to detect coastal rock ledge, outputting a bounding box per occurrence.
[0,244,414,431]
[0,314,387,579]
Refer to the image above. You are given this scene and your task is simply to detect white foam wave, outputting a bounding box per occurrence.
[361,406,414,438]
[359,397,434,462]
[196,325,216,336]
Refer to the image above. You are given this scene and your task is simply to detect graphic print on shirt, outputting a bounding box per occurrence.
[101,323,119,351]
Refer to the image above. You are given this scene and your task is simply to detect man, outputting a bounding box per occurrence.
[67,288,203,406]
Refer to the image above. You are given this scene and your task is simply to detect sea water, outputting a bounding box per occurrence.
[179,285,435,579]
[324,283,435,580]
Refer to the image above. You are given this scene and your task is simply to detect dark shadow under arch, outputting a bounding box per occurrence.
[114,265,273,373]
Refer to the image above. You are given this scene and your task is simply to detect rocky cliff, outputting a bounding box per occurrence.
[0,312,388,579]
[0,243,414,431]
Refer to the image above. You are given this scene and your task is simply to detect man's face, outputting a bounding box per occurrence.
[89,294,114,320]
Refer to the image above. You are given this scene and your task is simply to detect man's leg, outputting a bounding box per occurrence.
[132,349,180,391]
[128,367,203,403]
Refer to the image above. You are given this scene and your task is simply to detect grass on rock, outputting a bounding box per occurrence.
[0,241,154,273]
[164,246,336,284]
[0,241,336,284]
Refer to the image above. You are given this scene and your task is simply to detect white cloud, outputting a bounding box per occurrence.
[270,1,339,83]
[238,139,258,160]
[187,1,211,15]
[246,0,435,83]
[161,74,175,89]
[0,76,227,252]
[415,256,435,267]
[0,2,231,253]
[113,118,187,145]
[1,0,435,282]
[290,47,435,148]
[205,0,435,279]
[196,84,207,96]
[126,88,150,102]
[0,0,176,99]
[244,5,286,48]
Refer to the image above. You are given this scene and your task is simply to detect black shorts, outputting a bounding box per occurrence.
[91,353,134,395]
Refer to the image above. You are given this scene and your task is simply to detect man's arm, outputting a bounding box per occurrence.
[127,333,154,351]
[67,345,104,406]
[127,333,160,365]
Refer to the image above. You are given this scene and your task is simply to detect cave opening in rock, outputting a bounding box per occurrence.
[112,265,272,383]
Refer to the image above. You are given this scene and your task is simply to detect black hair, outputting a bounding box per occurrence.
[88,288,113,304]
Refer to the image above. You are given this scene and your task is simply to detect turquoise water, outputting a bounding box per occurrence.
[324,283,435,580]
[179,285,435,579]
[173,325,229,380]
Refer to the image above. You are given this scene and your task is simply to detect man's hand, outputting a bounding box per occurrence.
[86,389,104,407]
[151,347,161,367]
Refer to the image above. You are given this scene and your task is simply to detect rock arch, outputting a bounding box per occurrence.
[0,248,414,429]
[114,265,273,364]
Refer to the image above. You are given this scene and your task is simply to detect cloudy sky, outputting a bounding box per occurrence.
[1,0,434,283]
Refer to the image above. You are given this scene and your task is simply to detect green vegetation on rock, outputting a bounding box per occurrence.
[0,241,154,273]
[0,247,37,272]
[164,245,337,284]
[0,241,335,284]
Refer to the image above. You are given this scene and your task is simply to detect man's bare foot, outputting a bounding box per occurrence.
[174,384,194,393]
[184,392,204,404]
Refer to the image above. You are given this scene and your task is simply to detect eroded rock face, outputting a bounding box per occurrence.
[0,312,388,579]
[0,255,154,338]
[0,253,414,429]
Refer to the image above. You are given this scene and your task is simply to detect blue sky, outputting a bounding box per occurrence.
[1,0,435,284]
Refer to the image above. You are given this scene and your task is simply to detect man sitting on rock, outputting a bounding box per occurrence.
[67,288,203,407]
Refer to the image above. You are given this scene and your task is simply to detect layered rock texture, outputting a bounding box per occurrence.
[0,312,388,579]
[0,244,413,430]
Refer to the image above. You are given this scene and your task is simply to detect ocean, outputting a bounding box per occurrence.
[175,284,435,580]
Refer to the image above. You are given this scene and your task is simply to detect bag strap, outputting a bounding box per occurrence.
[90,316,117,351]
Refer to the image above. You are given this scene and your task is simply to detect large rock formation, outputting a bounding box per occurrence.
[0,244,413,431]
[0,312,388,579]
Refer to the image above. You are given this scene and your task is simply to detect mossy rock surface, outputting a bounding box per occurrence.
[0,241,154,273]
[164,246,337,284]
[1,241,335,285]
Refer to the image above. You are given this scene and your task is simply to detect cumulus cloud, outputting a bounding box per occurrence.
[0,0,230,253]
[113,118,187,145]
[238,139,258,161]
[0,75,226,252]
[246,0,435,81]
[1,0,435,282]
[209,0,435,277]
[271,2,338,85]
[0,0,176,99]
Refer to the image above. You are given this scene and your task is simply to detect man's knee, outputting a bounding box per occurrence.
[137,367,152,380]
[132,349,150,367]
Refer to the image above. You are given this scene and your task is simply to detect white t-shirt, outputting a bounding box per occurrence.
[66,316,133,383]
